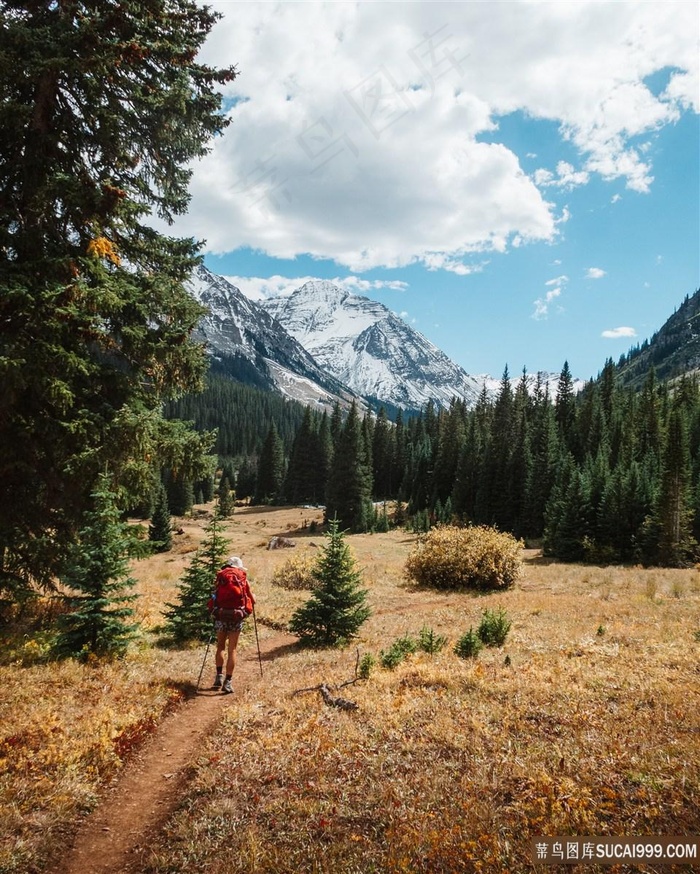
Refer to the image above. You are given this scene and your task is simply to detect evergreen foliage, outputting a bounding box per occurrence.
[149,483,172,553]
[288,516,371,647]
[161,512,229,644]
[217,475,234,518]
[165,470,194,517]
[477,608,512,647]
[454,628,483,660]
[255,425,285,504]
[0,1,233,598]
[326,402,374,532]
[51,478,139,660]
[165,296,700,570]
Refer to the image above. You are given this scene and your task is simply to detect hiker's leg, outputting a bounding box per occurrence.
[215,628,227,671]
[225,629,241,676]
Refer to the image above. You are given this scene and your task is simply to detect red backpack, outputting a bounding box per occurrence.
[210,566,253,620]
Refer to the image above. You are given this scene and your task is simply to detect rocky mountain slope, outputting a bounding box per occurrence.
[615,288,700,390]
[261,281,491,410]
[185,266,358,409]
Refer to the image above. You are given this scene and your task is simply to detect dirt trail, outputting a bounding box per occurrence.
[56,630,295,874]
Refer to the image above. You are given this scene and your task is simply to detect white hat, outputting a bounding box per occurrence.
[225,556,246,570]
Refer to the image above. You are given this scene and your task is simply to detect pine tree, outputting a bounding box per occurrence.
[285,407,318,504]
[255,425,285,504]
[149,483,173,553]
[0,2,233,595]
[288,516,371,647]
[555,361,578,455]
[325,402,373,532]
[167,472,194,517]
[162,513,230,644]
[655,405,697,566]
[52,478,139,660]
[217,475,234,518]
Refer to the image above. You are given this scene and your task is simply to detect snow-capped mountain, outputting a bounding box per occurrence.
[261,281,490,410]
[186,268,585,413]
[185,266,358,409]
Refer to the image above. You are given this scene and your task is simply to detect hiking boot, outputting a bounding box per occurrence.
[212,673,223,689]
[222,678,233,694]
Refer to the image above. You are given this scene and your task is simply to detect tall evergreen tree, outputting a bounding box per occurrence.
[149,483,173,553]
[0,1,233,596]
[162,513,230,644]
[433,400,466,505]
[655,405,696,566]
[372,407,394,500]
[555,361,578,455]
[217,475,234,518]
[167,471,194,517]
[326,402,373,532]
[288,516,371,647]
[52,478,139,660]
[315,411,333,506]
[285,407,319,504]
[255,424,285,504]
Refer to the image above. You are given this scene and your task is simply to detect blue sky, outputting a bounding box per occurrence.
[173,1,699,382]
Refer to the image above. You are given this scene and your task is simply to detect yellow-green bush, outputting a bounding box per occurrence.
[404,524,522,590]
[270,554,318,590]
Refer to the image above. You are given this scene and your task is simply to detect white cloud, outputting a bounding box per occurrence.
[611,194,622,204]
[169,1,698,272]
[533,275,568,319]
[226,274,408,301]
[602,326,637,338]
[586,267,606,279]
[534,161,589,190]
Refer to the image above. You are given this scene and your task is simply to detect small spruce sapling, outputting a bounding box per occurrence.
[477,607,511,647]
[454,628,483,660]
[418,625,447,654]
[52,477,139,660]
[162,510,229,644]
[289,516,371,647]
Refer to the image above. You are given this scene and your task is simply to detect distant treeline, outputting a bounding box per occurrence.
[166,360,700,567]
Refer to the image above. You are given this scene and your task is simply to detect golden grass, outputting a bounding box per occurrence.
[2,504,699,873]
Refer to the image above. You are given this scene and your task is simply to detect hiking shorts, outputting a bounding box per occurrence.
[215,617,244,634]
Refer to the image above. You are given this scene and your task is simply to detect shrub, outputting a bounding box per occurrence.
[477,608,511,647]
[270,555,317,591]
[404,524,522,591]
[454,628,483,660]
[380,634,418,669]
[417,626,447,654]
[358,653,375,679]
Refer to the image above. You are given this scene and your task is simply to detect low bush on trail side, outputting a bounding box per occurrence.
[270,554,318,591]
[404,524,522,591]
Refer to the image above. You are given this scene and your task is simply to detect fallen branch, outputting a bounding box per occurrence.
[292,683,359,711]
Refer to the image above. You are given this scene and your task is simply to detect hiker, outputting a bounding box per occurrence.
[208,556,255,694]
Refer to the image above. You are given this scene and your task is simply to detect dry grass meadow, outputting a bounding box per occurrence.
[2,503,699,873]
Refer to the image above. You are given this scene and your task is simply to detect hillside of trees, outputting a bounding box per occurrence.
[615,289,700,390]
[165,355,700,568]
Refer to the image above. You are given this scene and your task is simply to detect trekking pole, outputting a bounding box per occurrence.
[196,623,215,691]
[252,604,263,677]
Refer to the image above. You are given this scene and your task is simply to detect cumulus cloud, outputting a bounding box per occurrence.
[169,1,698,272]
[533,275,568,320]
[227,274,408,301]
[602,326,637,338]
[586,267,607,279]
[534,161,589,190]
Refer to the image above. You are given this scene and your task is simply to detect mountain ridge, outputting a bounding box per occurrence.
[186,266,695,414]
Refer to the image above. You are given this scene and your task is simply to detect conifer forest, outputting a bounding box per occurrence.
[169,354,700,569]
